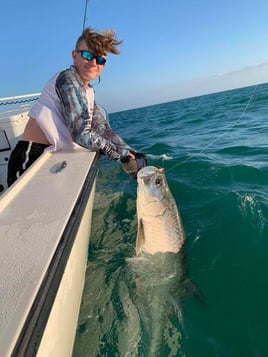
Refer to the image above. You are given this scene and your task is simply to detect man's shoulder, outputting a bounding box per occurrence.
[44,71,62,88]
[56,67,82,89]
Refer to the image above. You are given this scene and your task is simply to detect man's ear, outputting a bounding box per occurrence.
[71,50,77,60]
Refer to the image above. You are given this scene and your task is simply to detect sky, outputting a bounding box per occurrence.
[1,0,268,112]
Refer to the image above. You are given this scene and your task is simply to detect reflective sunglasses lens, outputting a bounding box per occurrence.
[79,50,106,65]
[96,57,106,65]
[81,51,94,61]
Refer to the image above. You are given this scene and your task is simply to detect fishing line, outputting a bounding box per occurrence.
[164,83,259,173]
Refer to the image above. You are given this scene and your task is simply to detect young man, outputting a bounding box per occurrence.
[7,27,146,186]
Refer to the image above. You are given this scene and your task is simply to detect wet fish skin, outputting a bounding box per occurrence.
[136,166,185,256]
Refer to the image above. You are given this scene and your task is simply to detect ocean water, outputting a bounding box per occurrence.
[72,83,268,357]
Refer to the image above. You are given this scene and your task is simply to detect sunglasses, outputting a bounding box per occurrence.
[76,50,106,65]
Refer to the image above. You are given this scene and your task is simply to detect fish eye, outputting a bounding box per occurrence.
[155,177,162,187]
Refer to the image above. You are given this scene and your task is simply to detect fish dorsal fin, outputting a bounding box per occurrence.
[136,218,145,256]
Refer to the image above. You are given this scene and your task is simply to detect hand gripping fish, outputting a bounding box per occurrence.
[136,166,185,256]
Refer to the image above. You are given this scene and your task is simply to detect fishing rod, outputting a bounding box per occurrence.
[82,0,89,31]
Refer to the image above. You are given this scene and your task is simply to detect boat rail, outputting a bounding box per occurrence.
[0,93,41,107]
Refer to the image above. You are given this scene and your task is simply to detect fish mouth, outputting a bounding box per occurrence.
[137,166,164,186]
[137,166,165,201]
[137,165,164,179]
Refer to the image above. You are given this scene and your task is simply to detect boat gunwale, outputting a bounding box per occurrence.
[11,152,100,356]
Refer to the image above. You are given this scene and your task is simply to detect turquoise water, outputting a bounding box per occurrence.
[73,83,268,356]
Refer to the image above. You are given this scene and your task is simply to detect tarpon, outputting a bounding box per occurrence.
[125,166,188,356]
[136,165,185,256]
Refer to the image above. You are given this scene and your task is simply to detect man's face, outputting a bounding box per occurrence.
[72,39,106,85]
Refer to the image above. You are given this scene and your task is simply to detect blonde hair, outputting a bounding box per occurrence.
[75,27,122,55]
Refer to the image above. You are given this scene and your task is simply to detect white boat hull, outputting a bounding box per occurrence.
[0,103,99,356]
[37,170,96,357]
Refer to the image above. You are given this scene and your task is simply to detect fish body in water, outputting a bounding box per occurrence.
[136,166,185,256]
[124,166,202,356]
[126,166,188,355]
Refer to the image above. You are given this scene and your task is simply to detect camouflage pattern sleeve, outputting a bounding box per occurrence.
[90,104,133,160]
[55,66,134,160]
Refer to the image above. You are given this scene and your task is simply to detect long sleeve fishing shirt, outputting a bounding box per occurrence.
[29,65,132,160]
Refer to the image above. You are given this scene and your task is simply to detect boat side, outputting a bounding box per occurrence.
[0,148,99,356]
[0,108,30,192]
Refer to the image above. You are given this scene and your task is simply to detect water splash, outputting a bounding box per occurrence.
[146,153,173,161]
[237,192,266,237]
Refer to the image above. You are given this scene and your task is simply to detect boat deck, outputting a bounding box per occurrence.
[0,149,98,356]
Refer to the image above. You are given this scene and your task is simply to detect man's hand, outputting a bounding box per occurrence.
[121,151,147,180]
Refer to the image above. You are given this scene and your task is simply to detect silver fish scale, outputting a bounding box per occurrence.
[136,166,185,255]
